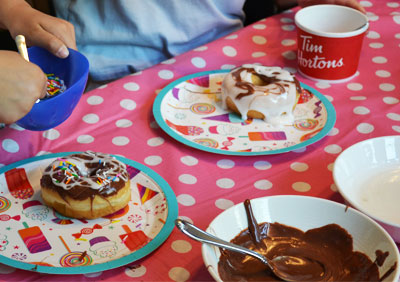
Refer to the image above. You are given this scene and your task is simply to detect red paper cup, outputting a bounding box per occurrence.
[295,5,369,83]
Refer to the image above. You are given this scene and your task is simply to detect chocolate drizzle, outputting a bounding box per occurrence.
[221,65,301,124]
[375,250,390,267]
[232,68,256,99]
[231,67,301,100]
[379,261,397,281]
[244,199,264,247]
[217,199,396,281]
[40,151,129,201]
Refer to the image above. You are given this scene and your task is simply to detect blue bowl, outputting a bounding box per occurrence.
[16,47,89,131]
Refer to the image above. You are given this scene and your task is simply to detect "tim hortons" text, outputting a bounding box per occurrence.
[298,35,343,69]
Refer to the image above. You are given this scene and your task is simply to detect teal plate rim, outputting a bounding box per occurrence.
[153,69,336,156]
[0,152,179,275]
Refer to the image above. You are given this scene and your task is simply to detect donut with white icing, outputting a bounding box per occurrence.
[221,65,301,125]
[40,151,130,219]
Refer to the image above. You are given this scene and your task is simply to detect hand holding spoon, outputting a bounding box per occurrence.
[15,35,44,104]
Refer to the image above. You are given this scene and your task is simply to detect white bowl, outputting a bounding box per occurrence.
[201,195,399,282]
[333,135,400,242]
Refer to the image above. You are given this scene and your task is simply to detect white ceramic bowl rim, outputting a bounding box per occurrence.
[201,195,400,282]
[333,135,400,228]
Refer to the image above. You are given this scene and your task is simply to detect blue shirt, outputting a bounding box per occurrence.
[53,0,245,81]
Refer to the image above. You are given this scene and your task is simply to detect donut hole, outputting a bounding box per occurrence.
[87,163,107,177]
[251,74,269,86]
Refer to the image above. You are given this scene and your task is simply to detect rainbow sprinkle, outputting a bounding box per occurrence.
[44,73,66,99]
[53,158,81,184]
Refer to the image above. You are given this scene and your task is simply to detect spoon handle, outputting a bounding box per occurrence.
[15,35,30,62]
[175,219,269,266]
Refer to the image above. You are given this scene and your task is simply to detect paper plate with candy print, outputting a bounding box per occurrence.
[0,152,178,274]
[153,70,336,155]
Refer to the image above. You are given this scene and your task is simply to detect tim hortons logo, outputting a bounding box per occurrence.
[298,35,344,69]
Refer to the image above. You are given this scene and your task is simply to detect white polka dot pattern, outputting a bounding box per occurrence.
[168,267,190,282]
[84,272,103,278]
[147,137,164,147]
[82,113,100,124]
[383,97,399,104]
[112,136,130,146]
[0,2,399,281]
[252,24,266,30]
[0,265,15,274]
[217,159,235,169]
[123,82,140,91]
[191,57,206,68]
[222,46,237,57]
[180,156,198,166]
[324,144,342,154]
[216,178,235,189]
[125,265,146,278]
[171,240,192,253]
[372,56,388,63]
[9,124,24,131]
[162,58,176,64]
[353,106,370,115]
[375,70,391,77]
[144,155,162,166]
[347,83,363,91]
[158,70,174,80]
[254,179,273,190]
[193,46,208,51]
[252,36,267,45]
[328,128,339,136]
[215,198,234,210]
[77,134,94,144]
[252,52,266,58]
[87,95,104,105]
[43,129,60,140]
[177,194,196,206]
[357,123,375,134]
[116,119,133,128]
[290,162,308,172]
[253,161,271,170]
[292,182,311,192]
[120,99,136,110]
[179,174,197,185]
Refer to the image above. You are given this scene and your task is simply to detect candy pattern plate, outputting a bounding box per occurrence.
[153,70,336,155]
[0,153,178,274]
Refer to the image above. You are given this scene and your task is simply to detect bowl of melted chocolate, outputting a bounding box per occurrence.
[202,195,399,281]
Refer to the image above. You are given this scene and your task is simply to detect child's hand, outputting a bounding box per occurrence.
[0,1,76,58]
[298,0,366,13]
[0,51,47,124]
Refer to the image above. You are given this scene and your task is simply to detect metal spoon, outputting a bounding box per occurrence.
[175,219,325,282]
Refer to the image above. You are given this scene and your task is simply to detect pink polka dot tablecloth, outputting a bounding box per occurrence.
[0,0,399,280]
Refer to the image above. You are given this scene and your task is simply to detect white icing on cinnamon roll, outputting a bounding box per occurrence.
[221,64,300,125]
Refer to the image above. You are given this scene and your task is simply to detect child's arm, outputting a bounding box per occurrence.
[0,51,47,124]
[297,0,365,13]
[0,0,77,58]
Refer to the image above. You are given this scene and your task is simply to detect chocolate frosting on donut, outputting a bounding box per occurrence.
[40,151,129,201]
[218,199,396,281]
